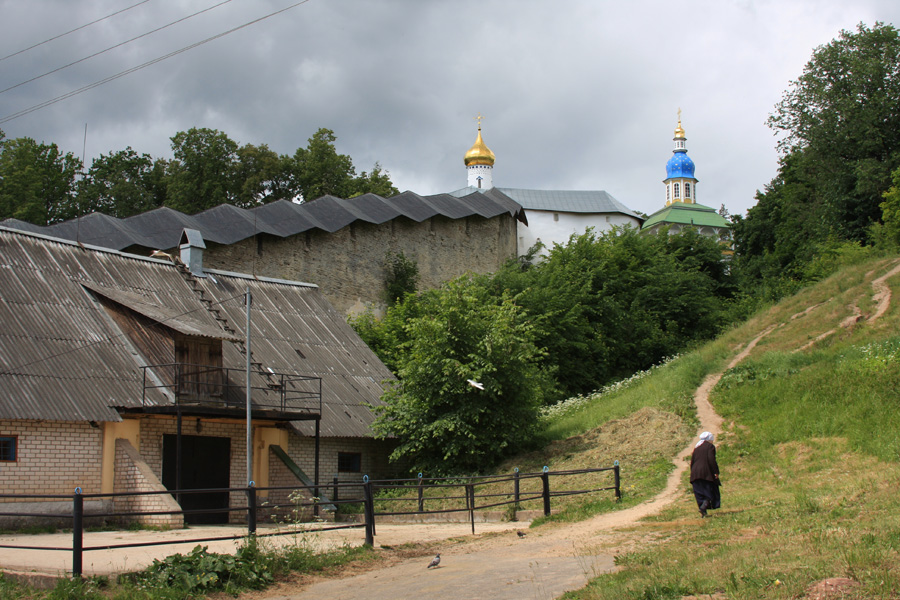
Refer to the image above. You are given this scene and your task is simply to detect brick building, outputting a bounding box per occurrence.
[0,226,396,526]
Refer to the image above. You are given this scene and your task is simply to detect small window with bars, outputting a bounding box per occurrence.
[0,436,17,462]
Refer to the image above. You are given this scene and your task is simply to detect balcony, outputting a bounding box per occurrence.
[139,363,321,421]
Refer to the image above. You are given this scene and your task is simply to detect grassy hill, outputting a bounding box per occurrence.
[542,255,900,599]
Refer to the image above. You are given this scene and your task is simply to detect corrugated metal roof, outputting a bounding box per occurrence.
[0,190,526,252]
[0,227,394,437]
[448,186,641,220]
[81,281,241,341]
[641,202,731,230]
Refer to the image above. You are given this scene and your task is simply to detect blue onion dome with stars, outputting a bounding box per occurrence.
[665,118,695,179]
[666,151,695,178]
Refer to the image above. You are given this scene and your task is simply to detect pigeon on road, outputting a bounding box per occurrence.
[427,553,441,569]
[517,530,527,538]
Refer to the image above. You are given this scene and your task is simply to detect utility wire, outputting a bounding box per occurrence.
[0,0,152,63]
[0,0,312,125]
[1,0,235,95]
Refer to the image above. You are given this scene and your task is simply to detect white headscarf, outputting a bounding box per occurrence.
[695,431,714,448]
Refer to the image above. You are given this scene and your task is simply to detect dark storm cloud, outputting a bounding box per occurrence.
[2,0,900,218]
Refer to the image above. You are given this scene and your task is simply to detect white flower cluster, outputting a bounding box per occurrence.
[539,354,681,421]
[856,339,900,366]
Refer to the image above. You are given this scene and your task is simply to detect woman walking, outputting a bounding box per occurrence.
[690,431,720,517]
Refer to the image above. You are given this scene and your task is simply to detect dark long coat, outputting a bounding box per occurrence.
[690,441,719,482]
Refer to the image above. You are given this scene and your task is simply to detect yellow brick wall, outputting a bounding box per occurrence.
[0,420,102,499]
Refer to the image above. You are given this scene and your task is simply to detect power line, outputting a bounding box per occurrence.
[0,0,236,96]
[0,0,153,63]
[0,0,312,125]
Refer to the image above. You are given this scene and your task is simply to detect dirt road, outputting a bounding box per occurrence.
[253,367,734,600]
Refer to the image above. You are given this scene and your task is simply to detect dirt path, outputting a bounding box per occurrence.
[257,264,900,600]
[256,351,763,600]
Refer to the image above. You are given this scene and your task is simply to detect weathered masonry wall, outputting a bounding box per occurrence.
[0,420,103,498]
[198,214,519,315]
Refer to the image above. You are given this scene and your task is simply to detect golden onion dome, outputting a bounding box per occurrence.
[674,119,685,139]
[464,126,495,166]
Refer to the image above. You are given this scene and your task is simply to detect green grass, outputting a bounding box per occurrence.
[559,254,900,599]
[4,254,898,599]
[538,349,718,443]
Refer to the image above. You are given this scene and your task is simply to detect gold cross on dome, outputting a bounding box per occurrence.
[475,113,484,129]
[677,107,682,121]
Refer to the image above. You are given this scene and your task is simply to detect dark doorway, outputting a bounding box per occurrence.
[162,434,231,524]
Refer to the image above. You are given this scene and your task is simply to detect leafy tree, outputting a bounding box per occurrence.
[488,227,733,400]
[384,250,419,304]
[881,165,900,248]
[165,128,241,213]
[350,292,427,375]
[234,143,297,207]
[769,22,900,241]
[293,128,356,201]
[294,128,398,201]
[349,162,399,198]
[0,137,82,225]
[735,22,900,294]
[76,148,167,218]
[371,277,550,475]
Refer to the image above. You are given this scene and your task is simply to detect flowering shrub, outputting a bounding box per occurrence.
[540,355,680,422]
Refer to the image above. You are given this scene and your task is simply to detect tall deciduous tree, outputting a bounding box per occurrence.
[880,166,900,248]
[768,22,900,241]
[294,128,399,201]
[165,128,240,213]
[234,143,297,207]
[371,277,550,475]
[735,22,900,292]
[77,148,167,218]
[487,227,732,400]
[293,128,356,201]
[0,137,82,225]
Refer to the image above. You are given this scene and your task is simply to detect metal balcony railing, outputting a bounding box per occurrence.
[140,363,321,416]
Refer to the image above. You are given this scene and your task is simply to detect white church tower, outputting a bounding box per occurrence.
[664,111,698,206]
[464,116,495,189]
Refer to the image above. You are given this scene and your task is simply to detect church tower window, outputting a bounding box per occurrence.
[674,182,680,199]
[685,183,691,199]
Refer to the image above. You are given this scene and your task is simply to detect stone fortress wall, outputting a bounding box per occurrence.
[197,213,519,316]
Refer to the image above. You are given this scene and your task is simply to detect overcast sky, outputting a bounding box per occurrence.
[2,1,900,218]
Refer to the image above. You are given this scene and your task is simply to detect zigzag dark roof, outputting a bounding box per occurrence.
[1,189,526,251]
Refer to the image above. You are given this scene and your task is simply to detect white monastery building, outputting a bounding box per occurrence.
[451,120,643,256]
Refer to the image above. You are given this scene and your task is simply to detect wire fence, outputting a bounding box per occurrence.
[0,463,619,577]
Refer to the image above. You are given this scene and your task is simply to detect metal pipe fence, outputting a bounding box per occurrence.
[0,463,620,577]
